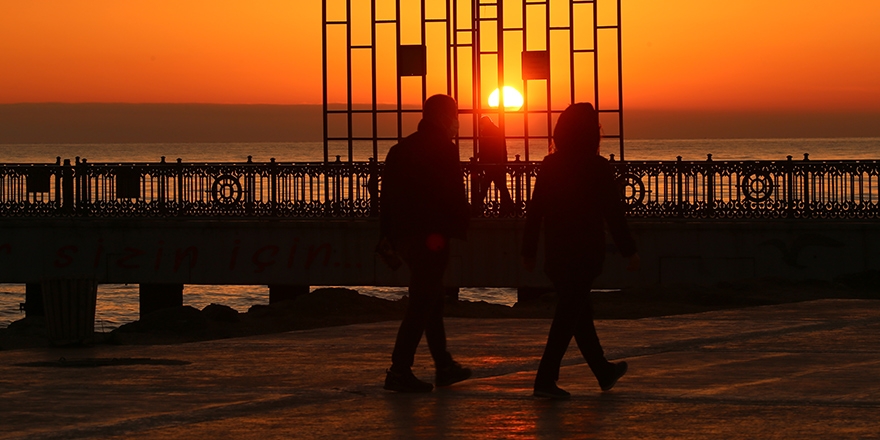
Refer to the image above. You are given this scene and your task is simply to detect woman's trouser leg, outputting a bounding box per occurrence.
[535,279,609,384]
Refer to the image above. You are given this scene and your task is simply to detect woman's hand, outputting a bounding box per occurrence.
[522,256,537,272]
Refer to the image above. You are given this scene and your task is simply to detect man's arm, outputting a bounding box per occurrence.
[379,146,401,239]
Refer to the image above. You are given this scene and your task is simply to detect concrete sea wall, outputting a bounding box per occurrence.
[1,218,877,289]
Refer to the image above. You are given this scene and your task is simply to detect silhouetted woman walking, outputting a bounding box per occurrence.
[522,102,640,399]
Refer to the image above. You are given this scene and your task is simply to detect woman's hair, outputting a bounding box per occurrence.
[551,102,601,155]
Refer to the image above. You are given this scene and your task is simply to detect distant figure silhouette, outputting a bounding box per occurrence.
[379,94,472,393]
[522,102,640,399]
[473,116,514,215]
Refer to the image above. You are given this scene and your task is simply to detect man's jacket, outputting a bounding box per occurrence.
[380,120,470,242]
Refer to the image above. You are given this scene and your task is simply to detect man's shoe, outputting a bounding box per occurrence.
[436,361,472,387]
[384,369,434,393]
[599,361,628,391]
[533,382,571,400]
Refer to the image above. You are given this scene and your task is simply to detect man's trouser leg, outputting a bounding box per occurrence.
[390,239,451,371]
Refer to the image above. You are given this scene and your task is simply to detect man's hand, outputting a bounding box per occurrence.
[376,237,402,271]
[626,253,641,272]
[522,256,537,272]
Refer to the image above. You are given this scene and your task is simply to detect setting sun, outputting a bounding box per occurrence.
[488,86,524,111]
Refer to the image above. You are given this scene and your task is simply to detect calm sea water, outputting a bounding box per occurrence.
[2,138,879,330]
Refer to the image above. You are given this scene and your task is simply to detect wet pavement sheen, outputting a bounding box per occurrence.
[2,299,880,439]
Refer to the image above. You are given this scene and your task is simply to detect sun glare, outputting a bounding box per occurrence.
[488,86,524,111]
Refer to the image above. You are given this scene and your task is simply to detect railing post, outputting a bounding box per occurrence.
[245,155,255,216]
[706,154,715,217]
[176,158,185,216]
[513,154,522,214]
[676,156,683,217]
[469,156,480,216]
[333,155,342,216]
[270,158,278,216]
[158,156,168,215]
[54,157,62,211]
[62,159,74,214]
[802,153,811,218]
[74,157,84,215]
[368,157,379,217]
[786,155,794,218]
[79,158,92,215]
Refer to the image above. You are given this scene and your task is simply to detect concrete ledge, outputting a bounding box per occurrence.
[1,218,878,288]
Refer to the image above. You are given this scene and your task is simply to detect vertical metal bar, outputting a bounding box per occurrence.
[452,0,460,106]
[473,0,481,159]
[617,0,625,160]
[521,0,529,164]
[396,0,403,140]
[423,0,429,103]
[497,0,505,136]
[346,0,354,163]
[543,0,551,161]
[592,0,599,109]
[446,0,453,96]
[322,0,329,163]
[569,0,576,105]
[371,0,379,161]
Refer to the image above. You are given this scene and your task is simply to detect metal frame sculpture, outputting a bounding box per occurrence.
[321,0,625,163]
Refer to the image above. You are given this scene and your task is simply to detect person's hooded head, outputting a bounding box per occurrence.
[552,102,601,155]
[479,116,502,138]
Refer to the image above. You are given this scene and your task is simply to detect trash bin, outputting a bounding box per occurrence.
[41,278,98,346]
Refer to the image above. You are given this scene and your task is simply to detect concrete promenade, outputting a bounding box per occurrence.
[2,299,879,439]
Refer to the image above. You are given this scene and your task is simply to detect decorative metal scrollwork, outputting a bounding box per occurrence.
[741,171,774,202]
[3,158,880,219]
[211,175,242,206]
[617,173,646,205]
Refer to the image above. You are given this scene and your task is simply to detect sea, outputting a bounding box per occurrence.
[2,137,880,330]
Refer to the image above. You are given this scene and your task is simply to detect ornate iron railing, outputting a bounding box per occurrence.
[613,154,880,219]
[1,155,878,219]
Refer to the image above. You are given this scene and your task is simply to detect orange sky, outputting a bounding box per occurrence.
[2,0,879,112]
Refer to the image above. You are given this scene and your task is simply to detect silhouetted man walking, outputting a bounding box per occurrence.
[379,94,472,392]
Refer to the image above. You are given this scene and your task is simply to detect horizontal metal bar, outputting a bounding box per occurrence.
[326,109,421,114]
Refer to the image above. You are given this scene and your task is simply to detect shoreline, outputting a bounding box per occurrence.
[2,279,877,352]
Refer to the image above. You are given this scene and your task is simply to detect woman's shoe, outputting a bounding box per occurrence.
[598,361,628,391]
[533,382,571,400]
